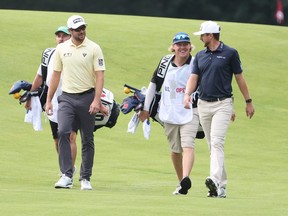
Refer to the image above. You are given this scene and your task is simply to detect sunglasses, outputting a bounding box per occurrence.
[73,25,86,32]
[173,34,190,43]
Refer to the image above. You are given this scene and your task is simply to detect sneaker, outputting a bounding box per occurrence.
[55,174,73,189]
[207,191,218,197]
[81,179,92,190]
[205,177,218,197]
[172,185,182,195]
[217,187,226,198]
[178,176,192,195]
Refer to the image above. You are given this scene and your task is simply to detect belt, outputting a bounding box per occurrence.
[63,88,94,95]
[202,97,229,102]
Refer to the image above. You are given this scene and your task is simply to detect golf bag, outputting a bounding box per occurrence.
[9,80,47,109]
[120,84,204,139]
[120,84,163,126]
[94,88,120,131]
[120,53,205,139]
[8,48,56,110]
[9,80,120,131]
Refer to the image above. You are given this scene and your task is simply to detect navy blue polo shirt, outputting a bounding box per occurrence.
[192,42,242,100]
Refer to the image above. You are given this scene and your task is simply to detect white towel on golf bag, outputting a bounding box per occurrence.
[142,119,151,140]
[24,96,43,131]
[127,113,140,134]
[127,113,151,139]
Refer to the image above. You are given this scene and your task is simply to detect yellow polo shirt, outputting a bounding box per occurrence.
[53,37,106,93]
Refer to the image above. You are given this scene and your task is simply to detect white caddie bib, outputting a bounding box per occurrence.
[159,59,194,124]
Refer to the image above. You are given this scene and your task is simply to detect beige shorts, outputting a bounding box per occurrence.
[164,108,199,153]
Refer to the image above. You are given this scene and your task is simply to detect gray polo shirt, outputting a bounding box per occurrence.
[192,42,242,100]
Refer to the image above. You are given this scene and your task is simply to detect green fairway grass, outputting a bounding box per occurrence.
[0,10,287,216]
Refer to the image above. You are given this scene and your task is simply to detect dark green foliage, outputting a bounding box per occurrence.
[0,0,287,25]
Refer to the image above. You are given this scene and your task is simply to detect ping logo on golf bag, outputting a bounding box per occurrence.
[157,54,174,79]
[41,48,55,68]
[38,48,56,109]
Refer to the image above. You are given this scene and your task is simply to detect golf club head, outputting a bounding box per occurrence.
[120,96,140,114]
[9,80,32,94]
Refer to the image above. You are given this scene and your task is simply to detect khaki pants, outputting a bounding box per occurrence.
[198,98,233,188]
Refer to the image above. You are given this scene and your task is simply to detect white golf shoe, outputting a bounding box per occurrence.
[55,174,73,189]
[81,179,92,190]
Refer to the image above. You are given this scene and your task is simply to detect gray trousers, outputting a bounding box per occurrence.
[57,91,95,181]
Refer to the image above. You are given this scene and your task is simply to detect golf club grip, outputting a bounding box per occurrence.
[124,84,140,92]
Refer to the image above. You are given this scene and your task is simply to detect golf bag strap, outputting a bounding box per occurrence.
[147,54,173,119]
[155,54,174,92]
[41,48,55,86]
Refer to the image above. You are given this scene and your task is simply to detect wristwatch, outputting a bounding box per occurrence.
[245,98,252,103]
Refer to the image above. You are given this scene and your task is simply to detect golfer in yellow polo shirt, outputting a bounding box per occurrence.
[46,15,107,190]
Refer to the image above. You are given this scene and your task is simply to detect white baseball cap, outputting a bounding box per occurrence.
[67,15,87,29]
[193,21,221,35]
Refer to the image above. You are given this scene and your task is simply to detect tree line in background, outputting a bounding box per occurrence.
[1,0,287,26]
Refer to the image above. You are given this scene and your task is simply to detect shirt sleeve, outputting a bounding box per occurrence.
[53,47,62,72]
[150,67,159,84]
[143,82,157,111]
[191,52,200,75]
[36,64,42,76]
[93,45,106,71]
[231,50,243,74]
[150,59,164,92]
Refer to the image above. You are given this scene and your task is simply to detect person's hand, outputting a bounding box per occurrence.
[25,99,31,110]
[138,110,150,122]
[246,103,255,119]
[231,111,236,122]
[99,104,108,116]
[183,94,192,109]
[89,100,101,115]
[45,101,53,116]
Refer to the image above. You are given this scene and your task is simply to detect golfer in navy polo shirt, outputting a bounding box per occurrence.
[184,21,255,198]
